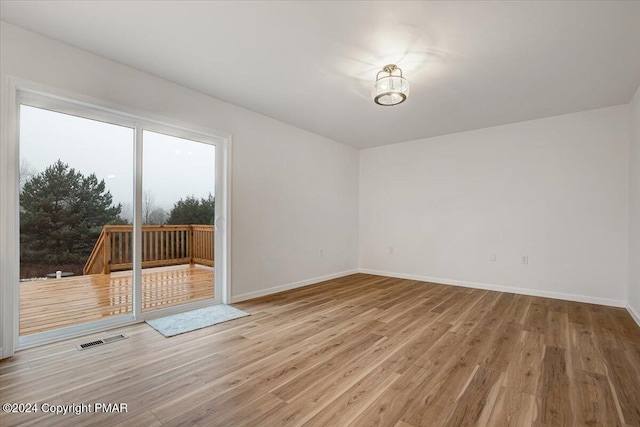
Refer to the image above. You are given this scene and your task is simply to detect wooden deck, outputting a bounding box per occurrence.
[19,264,214,336]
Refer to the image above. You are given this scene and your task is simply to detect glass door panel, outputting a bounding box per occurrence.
[141,130,216,312]
[19,105,134,336]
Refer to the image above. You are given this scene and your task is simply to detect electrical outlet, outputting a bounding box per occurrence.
[319,248,324,257]
[490,252,496,261]
[521,255,528,265]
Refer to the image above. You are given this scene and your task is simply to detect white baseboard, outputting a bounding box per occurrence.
[358,268,627,308]
[627,303,640,327]
[231,269,359,303]
[228,267,638,324]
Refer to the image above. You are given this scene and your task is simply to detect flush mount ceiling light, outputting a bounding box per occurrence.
[372,64,410,106]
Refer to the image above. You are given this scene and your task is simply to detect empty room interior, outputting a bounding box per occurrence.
[1,1,640,426]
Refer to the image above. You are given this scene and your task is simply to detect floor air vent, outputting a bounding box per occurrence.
[77,334,128,350]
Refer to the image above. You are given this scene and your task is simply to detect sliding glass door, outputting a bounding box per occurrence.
[15,90,226,348]
[141,130,217,313]
[18,105,135,337]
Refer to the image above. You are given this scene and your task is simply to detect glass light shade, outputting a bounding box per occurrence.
[372,76,410,106]
[372,65,410,106]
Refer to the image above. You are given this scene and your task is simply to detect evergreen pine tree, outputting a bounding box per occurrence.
[166,193,215,225]
[20,160,122,264]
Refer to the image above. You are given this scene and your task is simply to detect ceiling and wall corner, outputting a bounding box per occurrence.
[1,1,639,149]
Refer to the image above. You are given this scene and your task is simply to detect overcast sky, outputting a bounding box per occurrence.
[19,105,216,218]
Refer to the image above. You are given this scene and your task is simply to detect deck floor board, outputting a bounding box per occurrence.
[19,264,214,335]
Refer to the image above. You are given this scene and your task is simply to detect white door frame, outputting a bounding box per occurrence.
[0,77,232,355]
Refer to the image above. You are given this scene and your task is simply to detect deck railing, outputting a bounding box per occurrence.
[83,224,214,275]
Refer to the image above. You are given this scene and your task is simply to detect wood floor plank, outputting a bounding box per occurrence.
[382,321,451,374]
[589,304,626,350]
[482,321,522,371]
[572,369,623,426]
[501,294,531,325]
[567,300,591,325]
[601,347,640,425]
[1,273,639,427]
[485,387,535,427]
[349,387,413,427]
[398,323,505,426]
[502,330,545,395]
[535,346,573,426]
[570,322,607,375]
[301,364,400,427]
[436,289,486,325]
[270,333,385,402]
[442,366,503,427]
[546,310,570,349]
[524,301,549,335]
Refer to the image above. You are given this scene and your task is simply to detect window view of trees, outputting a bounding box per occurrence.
[142,191,167,225]
[167,194,215,225]
[20,160,123,277]
[140,192,215,226]
[20,159,215,279]
[19,106,216,280]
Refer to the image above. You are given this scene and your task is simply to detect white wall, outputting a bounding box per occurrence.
[360,106,629,306]
[0,23,359,355]
[629,85,640,322]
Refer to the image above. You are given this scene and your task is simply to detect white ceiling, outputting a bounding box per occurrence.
[2,1,640,149]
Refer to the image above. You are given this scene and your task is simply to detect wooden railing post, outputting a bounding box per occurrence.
[189,225,194,265]
[103,229,111,274]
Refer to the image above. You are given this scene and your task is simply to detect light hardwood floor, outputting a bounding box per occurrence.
[1,273,639,426]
